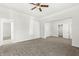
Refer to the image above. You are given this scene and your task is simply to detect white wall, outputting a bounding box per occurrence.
[13,12,31,42]
[44,19,72,39]
[29,18,40,39]
[0,5,40,44]
[72,16,79,47]
[40,22,45,38]
[33,20,40,38]
[49,19,72,39]
[41,6,79,47]
[44,23,52,37]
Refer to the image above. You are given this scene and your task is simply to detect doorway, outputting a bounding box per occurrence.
[58,24,63,37]
[1,19,14,42]
[3,23,11,40]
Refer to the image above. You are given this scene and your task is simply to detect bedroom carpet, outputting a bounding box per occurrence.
[0,36,79,56]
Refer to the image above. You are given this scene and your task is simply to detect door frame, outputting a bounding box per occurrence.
[1,19,14,41]
[58,24,63,37]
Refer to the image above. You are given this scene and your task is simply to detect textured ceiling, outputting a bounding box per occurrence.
[0,3,79,19]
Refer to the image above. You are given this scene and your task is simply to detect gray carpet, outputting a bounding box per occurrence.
[0,36,79,56]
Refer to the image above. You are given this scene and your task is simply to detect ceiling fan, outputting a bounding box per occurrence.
[30,3,49,12]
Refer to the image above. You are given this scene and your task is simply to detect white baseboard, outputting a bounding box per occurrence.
[0,37,41,46]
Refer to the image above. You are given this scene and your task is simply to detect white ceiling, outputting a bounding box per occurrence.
[0,3,79,19]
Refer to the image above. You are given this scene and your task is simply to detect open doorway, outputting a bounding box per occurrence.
[58,24,63,37]
[3,23,11,40]
[1,19,14,43]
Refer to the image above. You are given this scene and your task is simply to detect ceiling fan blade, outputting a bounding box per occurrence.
[39,8,42,12]
[36,3,40,6]
[41,5,49,7]
[30,3,36,5]
[31,7,36,10]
